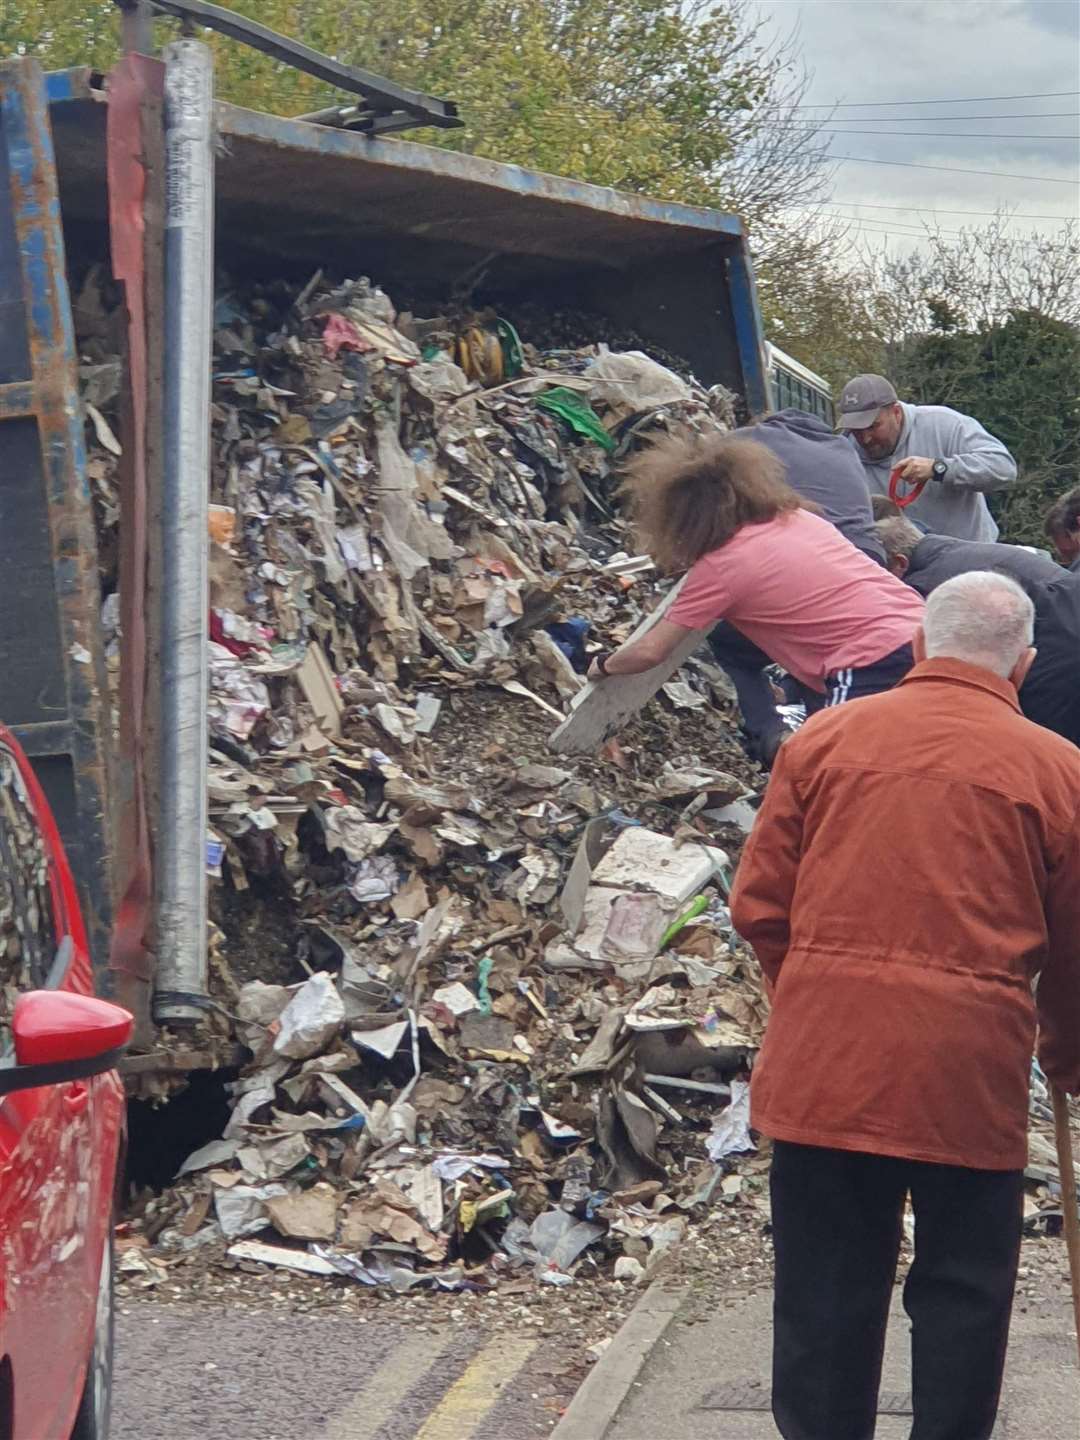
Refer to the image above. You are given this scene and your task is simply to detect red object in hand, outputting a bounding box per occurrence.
[888,465,927,509]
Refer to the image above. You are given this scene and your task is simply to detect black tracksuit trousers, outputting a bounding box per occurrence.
[770,1141,1024,1440]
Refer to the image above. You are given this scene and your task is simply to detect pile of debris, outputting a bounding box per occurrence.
[78,270,776,1296]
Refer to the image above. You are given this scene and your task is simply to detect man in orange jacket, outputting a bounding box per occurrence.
[731,570,1080,1440]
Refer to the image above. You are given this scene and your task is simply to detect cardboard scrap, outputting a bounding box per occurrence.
[266,1184,339,1241]
[297,643,345,738]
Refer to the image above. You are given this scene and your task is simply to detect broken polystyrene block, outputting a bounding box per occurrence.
[226,1240,338,1275]
[591,827,720,906]
[614,1255,647,1285]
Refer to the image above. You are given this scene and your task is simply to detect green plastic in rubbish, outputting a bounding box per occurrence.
[659,893,710,951]
[476,955,494,1015]
[535,387,616,453]
[495,318,525,379]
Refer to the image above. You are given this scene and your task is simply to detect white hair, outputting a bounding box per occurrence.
[923,571,1035,678]
[875,515,923,563]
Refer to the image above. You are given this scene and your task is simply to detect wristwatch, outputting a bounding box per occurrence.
[595,651,612,676]
[931,459,948,482]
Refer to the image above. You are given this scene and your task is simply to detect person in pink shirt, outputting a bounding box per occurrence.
[587,433,924,717]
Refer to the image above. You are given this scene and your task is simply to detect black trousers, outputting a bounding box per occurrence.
[824,642,914,708]
[707,623,823,756]
[770,1141,1023,1440]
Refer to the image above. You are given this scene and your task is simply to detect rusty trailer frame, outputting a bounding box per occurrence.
[0,59,115,987]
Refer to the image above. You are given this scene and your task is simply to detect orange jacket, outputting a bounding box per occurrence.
[731,657,1080,1171]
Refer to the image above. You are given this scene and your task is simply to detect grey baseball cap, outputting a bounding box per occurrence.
[837,374,899,430]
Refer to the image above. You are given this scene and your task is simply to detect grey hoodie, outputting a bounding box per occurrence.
[750,408,885,564]
[850,402,1017,542]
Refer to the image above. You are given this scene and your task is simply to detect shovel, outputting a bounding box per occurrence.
[1051,1085,1080,1367]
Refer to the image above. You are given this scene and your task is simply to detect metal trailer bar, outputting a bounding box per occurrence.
[153,39,213,1027]
[0,59,116,987]
[726,241,771,420]
[117,0,156,56]
[142,0,462,134]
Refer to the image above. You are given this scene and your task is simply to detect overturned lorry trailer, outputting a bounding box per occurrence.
[0,54,770,1064]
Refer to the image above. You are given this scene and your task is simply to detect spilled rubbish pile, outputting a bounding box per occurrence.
[77,269,776,1296]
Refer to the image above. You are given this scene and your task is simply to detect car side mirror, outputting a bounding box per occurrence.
[0,992,133,1097]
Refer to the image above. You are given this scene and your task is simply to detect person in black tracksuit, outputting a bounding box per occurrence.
[877,514,1080,746]
[710,409,883,763]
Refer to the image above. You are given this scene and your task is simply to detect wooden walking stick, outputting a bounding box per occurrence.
[1051,1085,1080,1367]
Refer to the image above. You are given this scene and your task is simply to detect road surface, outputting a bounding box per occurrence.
[112,1301,583,1440]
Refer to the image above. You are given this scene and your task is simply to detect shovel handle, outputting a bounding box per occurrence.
[888,465,927,509]
[1052,1085,1080,1368]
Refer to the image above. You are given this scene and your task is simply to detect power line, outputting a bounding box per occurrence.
[811,201,1075,221]
[781,201,1077,237]
[823,214,995,240]
[794,90,1080,109]
[780,112,1080,122]
[830,155,1080,183]
[831,213,1008,239]
[840,220,967,240]
[788,210,1069,251]
[781,129,1080,140]
[827,220,1063,255]
[829,211,965,230]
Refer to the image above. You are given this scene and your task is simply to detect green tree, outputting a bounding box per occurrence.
[10,1,908,394]
[858,215,1080,543]
[4,0,840,284]
[863,213,1080,340]
[887,310,1080,546]
[756,222,888,389]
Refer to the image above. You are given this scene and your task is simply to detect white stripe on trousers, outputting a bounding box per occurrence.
[827,667,853,706]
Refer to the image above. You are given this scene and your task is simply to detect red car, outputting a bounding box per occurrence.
[0,727,132,1440]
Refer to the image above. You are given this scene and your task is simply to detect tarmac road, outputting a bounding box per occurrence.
[111,1302,582,1440]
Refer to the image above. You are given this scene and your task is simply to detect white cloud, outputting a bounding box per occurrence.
[757,0,1080,249]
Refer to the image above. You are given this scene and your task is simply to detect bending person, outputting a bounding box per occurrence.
[1044,485,1080,571]
[709,408,885,762]
[586,434,923,717]
[878,512,1080,746]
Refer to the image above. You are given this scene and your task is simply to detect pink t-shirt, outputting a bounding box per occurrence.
[668,508,924,691]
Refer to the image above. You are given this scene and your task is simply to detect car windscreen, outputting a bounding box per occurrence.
[0,746,58,1050]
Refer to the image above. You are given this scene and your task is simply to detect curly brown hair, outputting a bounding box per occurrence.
[620,431,802,573]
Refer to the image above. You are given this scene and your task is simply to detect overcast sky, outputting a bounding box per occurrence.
[757,0,1080,251]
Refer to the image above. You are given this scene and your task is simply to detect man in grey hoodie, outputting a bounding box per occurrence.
[838,374,1017,542]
